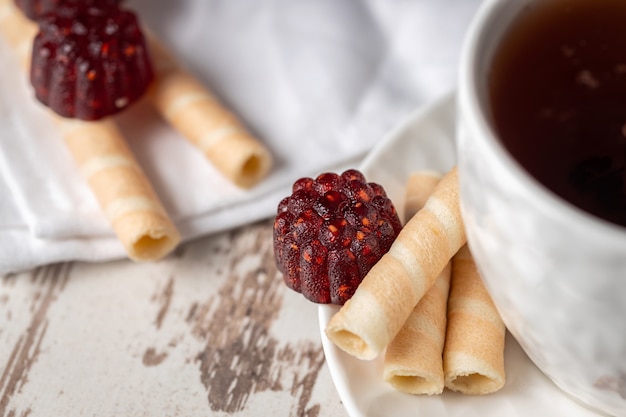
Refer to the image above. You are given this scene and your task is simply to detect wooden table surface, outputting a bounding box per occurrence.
[0,219,348,417]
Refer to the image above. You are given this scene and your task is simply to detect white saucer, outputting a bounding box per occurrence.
[318,93,601,417]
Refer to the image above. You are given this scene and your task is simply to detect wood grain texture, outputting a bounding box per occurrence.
[0,220,345,417]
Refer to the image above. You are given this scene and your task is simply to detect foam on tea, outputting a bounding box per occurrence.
[489,0,626,227]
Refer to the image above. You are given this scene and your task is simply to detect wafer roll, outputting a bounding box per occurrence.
[58,119,180,260]
[325,167,465,360]
[443,245,505,395]
[383,172,451,395]
[0,2,181,261]
[148,37,272,189]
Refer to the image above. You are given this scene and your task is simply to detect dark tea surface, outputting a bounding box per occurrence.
[489,0,626,227]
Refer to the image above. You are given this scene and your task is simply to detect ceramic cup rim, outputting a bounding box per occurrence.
[458,0,626,246]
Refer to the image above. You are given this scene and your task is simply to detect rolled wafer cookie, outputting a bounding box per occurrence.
[0,1,181,261]
[443,244,506,395]
[148,36,272,189]
[59,119,180,260]
[383,171,451,395]
[325,166,465,360]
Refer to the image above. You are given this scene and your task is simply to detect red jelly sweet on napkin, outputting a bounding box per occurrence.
[273,169,402,305]
[29,1,154,120]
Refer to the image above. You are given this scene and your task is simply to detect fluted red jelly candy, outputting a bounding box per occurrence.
[273,169,402,304]
[29,2,154,120]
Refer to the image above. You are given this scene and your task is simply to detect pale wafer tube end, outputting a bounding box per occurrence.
[443,352,504,395]
[324,282,407,360]
[383,264,451,395]
[111,209,180,261]
[325,167,466,360]
[443,245,506,395]
[203,126,273,189]
[148,37,273,189]
[384,371,443,396]
[60,118,181,261]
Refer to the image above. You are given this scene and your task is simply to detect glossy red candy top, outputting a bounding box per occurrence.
[29,2,154,120]
[15,0,122,21]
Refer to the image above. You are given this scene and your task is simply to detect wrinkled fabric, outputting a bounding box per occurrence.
[0,0,482,274]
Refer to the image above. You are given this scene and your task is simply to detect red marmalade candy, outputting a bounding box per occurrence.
[273,169,402,305]
[30,2,154,120]
[15,0,122,21]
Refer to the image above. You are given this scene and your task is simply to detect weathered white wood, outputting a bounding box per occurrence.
[0,220,346,417]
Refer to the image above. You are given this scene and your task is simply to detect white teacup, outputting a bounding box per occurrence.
[457,0,626,415]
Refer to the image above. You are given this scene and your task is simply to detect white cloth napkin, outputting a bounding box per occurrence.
[0,0,482,274]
